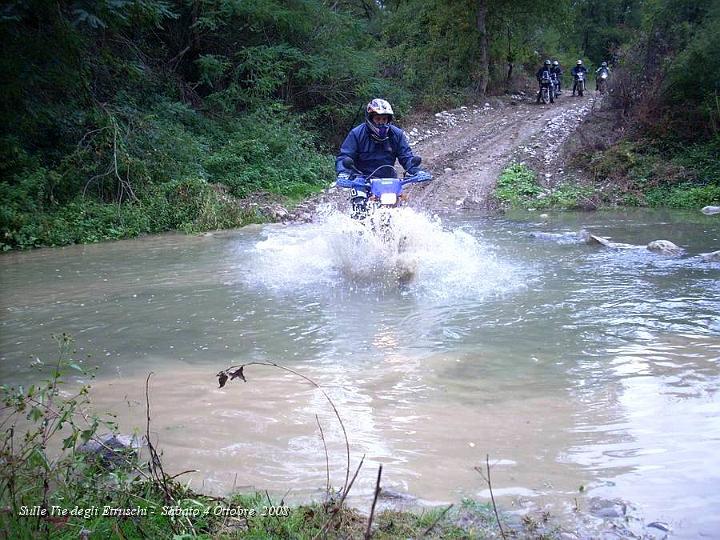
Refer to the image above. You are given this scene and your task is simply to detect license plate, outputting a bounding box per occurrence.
[380,193,397,205]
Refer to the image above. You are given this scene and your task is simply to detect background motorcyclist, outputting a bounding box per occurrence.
[571,60,588,96]
[536,59,554,104]
[595,61,610,91]
[552,60,563,94]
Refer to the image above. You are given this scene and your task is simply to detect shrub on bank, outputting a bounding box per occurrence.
[495,163,595,210]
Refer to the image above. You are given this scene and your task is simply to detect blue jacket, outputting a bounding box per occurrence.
[335,124,416,177]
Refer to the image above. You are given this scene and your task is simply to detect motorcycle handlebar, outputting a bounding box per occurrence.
[401,171,433,184]
[336,171,433,189]
[336,177,370,189]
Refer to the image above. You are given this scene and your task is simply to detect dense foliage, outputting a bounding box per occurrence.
[0,0,717,249]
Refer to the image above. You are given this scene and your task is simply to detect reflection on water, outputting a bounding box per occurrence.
[1,208,719,537]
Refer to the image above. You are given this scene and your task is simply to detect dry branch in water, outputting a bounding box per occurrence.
[217,361,371,538]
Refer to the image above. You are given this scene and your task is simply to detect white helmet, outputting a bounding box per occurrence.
[365,98,394,142]
[366,98,394,119]
[577,59,583,65]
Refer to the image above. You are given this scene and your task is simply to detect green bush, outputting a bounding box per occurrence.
[203,106,332,200]
[645,183,720,207]
[495,163,543,207]
[495,163,595,210]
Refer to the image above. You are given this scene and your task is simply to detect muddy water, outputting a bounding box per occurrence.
[1,208,719,537]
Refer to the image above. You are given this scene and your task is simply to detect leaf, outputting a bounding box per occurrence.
[62,432,78,450]
[70,363,83,372]
[80,428,95,443]
[229,366,246,382]
[28,406,43,422]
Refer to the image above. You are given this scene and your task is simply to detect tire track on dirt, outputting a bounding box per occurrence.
[406,94,600,213]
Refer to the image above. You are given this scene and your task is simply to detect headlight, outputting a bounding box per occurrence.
[380,193,397,205]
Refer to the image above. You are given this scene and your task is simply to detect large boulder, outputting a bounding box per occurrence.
[647,239,684,255]
[701,206,720,215]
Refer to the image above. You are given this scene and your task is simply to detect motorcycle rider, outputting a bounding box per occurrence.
[551,60,563,94]
[571,59,588,96]
[336,98,425,215]
[595,61,610,91]
[536,59,554,104]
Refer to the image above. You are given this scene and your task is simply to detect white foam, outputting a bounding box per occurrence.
[243,208,525,300]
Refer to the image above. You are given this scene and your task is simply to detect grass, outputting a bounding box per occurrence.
[494,162,595,210]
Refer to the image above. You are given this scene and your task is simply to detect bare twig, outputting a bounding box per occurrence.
[419,503,454,539]
[168,470,198,480]
[265,490,282,527]
[315,414,331,498]
[217,361,351,494]
[474,455,507,540]
[364,464,383,540]
[77,126,111,149]
[145,374,172,500]
[312,454,365,540]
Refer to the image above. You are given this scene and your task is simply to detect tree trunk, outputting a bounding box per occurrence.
[506,24,513,83]
[476,0,489,96]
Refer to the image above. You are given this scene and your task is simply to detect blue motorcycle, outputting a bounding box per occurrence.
[336,157,433,220]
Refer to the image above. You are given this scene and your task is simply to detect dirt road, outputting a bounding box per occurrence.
[295,91,601,219]
[404,92,600,212]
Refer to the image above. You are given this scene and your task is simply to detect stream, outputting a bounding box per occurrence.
[1,207,719,538]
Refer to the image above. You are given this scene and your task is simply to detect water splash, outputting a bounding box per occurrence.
[244,208,525,300]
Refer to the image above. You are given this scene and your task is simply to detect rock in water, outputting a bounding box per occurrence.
[647,521,671,532]
[701,206,720,215]
[647,240,684,255]
[586,235,640,249]
[78,433,143,467]
[700,250,720,261]
[529,229,590,244]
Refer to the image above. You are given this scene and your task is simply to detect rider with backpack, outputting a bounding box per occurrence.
[536,60,554,104]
